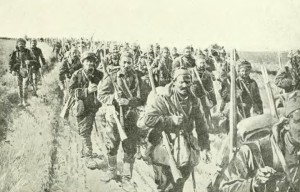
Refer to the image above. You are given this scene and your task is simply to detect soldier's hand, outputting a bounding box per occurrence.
[25,60,30,65]
[253,166,276,188]
[118,98,129,106]
[171,115,184,126]
[88,83,98,93]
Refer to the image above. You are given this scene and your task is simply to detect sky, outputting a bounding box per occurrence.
[1,0,300,51]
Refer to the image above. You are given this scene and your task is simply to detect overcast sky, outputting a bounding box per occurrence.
[1,0,300,51]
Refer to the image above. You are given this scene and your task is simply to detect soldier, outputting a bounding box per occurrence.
[52,42,63,62]
[171,47,180,60]
[143,68,211,192]
[97,52,143,192]
[236,60,263,118]
[9,38,35,106]
[102,44,121,74]
[154,43,161,58]
[191,56,217,126]
[219,91,300,192]
[131,43,141,66]
[172,46,196,75]
[68,52,103,169]
[275,50,300,93]
[29,39,47,93]
[151,47,173,86]
[59,47,82,102]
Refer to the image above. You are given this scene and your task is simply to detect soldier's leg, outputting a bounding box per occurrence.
[173,166,192,192]
[100,111,120,181]
[22,76,30,106]
[77,113,95,157]
[152,164,175,192]
[17,74,23,106]
[31,71,38,96]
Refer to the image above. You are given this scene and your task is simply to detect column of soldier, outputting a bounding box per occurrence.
[9,38,300,192]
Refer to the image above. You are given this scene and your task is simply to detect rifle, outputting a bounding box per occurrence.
[107,105,127,141]
[229,49,237,161]
[146,57,183,183]
[261,66,279,119]
[60,95,75,119]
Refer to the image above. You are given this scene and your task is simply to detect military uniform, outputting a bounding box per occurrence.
[275,66,300,93]
[9,41,35,104]
[30,46,47,89]
[103,52,121,73]
[59,56,82,89]
[151,55,173,86]
[68,67,103,157]
[97,67,144,189]
[143,80,210,192]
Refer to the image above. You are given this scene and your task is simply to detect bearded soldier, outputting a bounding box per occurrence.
[219,91,300,192]
[29,39,47,92]
[151,47,173,86]
[191,56,217,125]
[236,60,263,118]
[275,50,300,93]
[97,52,143,192]
[9,38,35,106]
[68,52,103,169]
[172,46,196,75]
[143,68,211,192]
[59,47,82,102]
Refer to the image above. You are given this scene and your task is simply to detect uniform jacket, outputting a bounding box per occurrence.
[151,56,173,86]
[220,135,300,192]
[59,56,82,82]
[97,69,144,111]
[9,48,34,73]
[30,47,46,69]
[68,68,103,114]
[144,84,210,150]
[275,66,300,93]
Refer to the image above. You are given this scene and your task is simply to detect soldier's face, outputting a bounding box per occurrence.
[196,58,206,70]
[31,41,37,48]
[289,109,300,144]
[172,48,177,54]
[71,50,80,59]
[239,68,251,78]
[82,58,96,73]
[112,48,119,57]
[184,48,191,57]
[162,50,169,58]
[174,75,192,96]
[120,57,132,72]
[17,42,25,50]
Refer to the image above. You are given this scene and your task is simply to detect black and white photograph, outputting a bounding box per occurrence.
[0,0,300,191]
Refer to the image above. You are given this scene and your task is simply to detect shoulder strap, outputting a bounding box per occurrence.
[245,141,265,169]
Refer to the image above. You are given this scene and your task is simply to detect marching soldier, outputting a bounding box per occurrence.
[59,47,82,102]
[154,43,161,58]
[151,47,173,86]
[29,39,47,93]
[171,47,180,60]
[9,38,35,106]
[236,60,263,118]
[172,46,196,75]
[275,50,300,93]
[97,52,144,192]
[143,68,211,192]
[102,44,121,73]
[219,91,300,192]
[191,56,217,126]
[68,52,104,169]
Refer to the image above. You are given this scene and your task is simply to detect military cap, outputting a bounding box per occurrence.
[173,68,191,80]
[16,38,26,44]
[285,91,300,117]
[184,45,191,50]
[81,51,97,62]
[237,60,252,71]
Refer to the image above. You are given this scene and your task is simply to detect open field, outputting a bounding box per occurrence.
[0,39,280,192]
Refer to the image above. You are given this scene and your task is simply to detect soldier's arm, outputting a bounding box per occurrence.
[58,60,69,83]
[220,145,258,192]
[207,73,217,106]
[252,80,263,114]
[8,52,17,73]
[97,75,115,105]
[194,100,210,150]
[144,95,175,131]
[274,67,293,89]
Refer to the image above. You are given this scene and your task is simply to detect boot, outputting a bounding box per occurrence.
[100,155,117,182]
[122,163,136,192]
